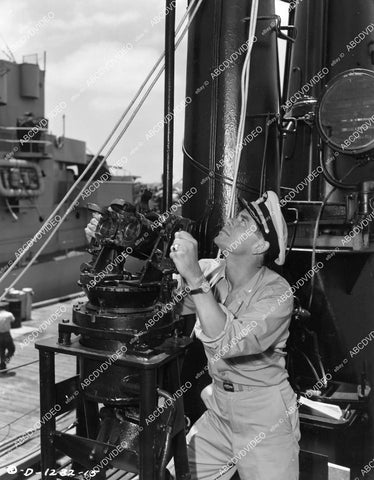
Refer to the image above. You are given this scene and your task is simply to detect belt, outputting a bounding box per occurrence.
[213,379,253,392]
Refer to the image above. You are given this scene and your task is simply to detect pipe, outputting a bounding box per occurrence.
[281,5,296,108]
[32,291,85,309]
[162,0,176,212]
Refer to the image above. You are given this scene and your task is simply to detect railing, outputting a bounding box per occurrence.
[0,124,51,157]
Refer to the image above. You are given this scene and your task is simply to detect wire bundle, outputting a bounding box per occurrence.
[227,0,259,219]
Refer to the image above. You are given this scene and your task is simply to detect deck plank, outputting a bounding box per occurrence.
[0,298,138,480]
[0,299,79,472]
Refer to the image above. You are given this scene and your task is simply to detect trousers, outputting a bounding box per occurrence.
[169,380,300,480]
[0,332,15,370]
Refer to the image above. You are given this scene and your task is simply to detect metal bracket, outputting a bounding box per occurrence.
[278,25,297,43]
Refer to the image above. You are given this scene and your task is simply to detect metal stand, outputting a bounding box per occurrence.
[36,336,191,480]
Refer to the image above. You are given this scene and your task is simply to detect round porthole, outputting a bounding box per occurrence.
[317,69,374,155]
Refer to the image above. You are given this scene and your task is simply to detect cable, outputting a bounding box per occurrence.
[0,34,16,62]
[182,144,259,195]
[0,359,39,373]
[228,0,259,218]
[0,0,205,299]
[212,2,259,259]
[0,411,73,450]
[0,425,10,444]
[307,187,340,310]
[259,116,270,196]
[0,408,38,432]
[308,162,363,309]
[5,198,18,220]
[303,162,362,388]
[320,151,359,190]
[311,330,327,387]
[0,353,62,374]
[296,349,320,384]
[285,221,298,259]
[1,416,74,466]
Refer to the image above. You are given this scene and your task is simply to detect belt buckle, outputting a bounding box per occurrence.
[223,381,235,392]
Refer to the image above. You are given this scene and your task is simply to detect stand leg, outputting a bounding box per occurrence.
[74,358,104,479]
[71,357,87,475]
[168,357,191,480]
[139,369,158,480]
[39,350,56,480]
[76,357,100,439]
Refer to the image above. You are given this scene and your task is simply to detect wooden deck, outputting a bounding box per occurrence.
[0,299,352,480]
[0,298,79,474]
[0,297,137,479]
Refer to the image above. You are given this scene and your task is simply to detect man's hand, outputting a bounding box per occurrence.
[170,231,227,338]
[169,231,203,286]
[84,213,101,243]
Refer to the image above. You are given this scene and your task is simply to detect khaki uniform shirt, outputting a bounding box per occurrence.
[181,259,294,387]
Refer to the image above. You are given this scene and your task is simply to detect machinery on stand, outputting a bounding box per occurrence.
[36,199,195,480]
[36,0,195,477]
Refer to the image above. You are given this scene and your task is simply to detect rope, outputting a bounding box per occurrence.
[0,408,38,432]
[228,0,259,218]
[0,415,75,465]
[0,359,39,373]
[0,0,205,300]
[182,143,259,195]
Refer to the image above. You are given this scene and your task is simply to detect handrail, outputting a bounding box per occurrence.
[0,126,48,131]
[0,139,51,144]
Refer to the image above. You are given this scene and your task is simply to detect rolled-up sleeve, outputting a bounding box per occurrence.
[195,286,293,358]
[177,258,223,316]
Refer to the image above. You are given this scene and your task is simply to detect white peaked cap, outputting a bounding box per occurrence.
[238,190,288,265]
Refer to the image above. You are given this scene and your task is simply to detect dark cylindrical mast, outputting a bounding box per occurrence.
[163,0,176,211]
[182,0,280,256]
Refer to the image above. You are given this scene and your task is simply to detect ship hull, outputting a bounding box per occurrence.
[0,250,90,303]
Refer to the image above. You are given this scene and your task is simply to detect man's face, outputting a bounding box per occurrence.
[214,209,262,255]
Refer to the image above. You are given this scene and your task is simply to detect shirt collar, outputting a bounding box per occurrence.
[222,264,265,305]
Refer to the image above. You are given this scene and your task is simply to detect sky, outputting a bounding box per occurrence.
[0,0,289,184]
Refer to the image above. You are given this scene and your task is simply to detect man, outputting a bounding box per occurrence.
[168,191,299,480]
[85,190,299,479]
[0,306,16,375]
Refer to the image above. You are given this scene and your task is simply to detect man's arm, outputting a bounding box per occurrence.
[195,287,293,358]
[170,231,228,339]
[170,231,293,356]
